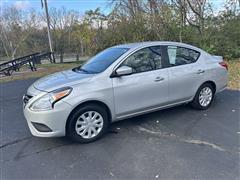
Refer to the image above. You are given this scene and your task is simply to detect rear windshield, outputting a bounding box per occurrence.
[78,48,129,73]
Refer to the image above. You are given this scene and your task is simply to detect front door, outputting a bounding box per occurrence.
[112,46,169,118]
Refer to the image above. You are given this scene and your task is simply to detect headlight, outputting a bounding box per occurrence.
[30,87,72,111]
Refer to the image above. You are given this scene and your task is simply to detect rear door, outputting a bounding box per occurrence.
[112,46,169,118]
[165,45,204,103]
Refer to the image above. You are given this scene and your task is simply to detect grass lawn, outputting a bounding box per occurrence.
[0,60,239,90]
[0,63,80,83]
[227,59,240,90]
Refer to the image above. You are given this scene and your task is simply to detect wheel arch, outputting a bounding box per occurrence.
[66,100,112,132]
[190,80,216,110]
[192,80,217,101]
[200,81,216,94]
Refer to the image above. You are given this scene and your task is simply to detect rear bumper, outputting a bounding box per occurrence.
[215,75,228,94]
[216,84,227,93]
[23,100,73,137]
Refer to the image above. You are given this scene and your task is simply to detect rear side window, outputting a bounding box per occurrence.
[167,46,200,66]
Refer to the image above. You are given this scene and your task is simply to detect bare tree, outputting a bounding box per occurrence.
[110,0,145,18]
[46,7,79,53]
[0,7,40,59]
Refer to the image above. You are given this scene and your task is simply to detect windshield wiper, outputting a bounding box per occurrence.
[73,66,97,74]
[79,67,90,73]
[73,66,89,73]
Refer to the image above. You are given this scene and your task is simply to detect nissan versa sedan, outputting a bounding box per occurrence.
[23,41,228,143]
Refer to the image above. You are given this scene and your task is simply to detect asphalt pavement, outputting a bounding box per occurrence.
[0,79,239,179]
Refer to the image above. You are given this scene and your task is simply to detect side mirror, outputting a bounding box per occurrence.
[111,66,133,78]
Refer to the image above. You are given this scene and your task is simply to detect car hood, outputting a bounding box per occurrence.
[33,69,94,92]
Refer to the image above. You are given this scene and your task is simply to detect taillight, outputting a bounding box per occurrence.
[219,61,228,71]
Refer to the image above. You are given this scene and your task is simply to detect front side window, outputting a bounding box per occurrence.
[121,46,163,73]
[79,47,129,73]
[167,46,200,66]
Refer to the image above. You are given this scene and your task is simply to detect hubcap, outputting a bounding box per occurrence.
[199,87,213,107]
[75,111,104,139]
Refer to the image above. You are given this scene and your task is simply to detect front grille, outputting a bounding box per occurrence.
[23,94,33,106]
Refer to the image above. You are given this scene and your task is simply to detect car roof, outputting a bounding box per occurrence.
[112,41,204,53]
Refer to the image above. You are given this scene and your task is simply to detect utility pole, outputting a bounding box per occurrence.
[42,0,55,62]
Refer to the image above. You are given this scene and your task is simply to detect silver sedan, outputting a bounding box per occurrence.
[23,41,228,143]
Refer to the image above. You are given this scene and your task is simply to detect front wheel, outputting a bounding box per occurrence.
[66,104,109,143]
[190,83,215,110]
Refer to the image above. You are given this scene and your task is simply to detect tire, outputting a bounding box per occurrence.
[190,83,215,110]
[66,104,109,143]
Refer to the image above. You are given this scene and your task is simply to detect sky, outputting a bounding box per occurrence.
[0,0,228,15]
[0,0,112,14]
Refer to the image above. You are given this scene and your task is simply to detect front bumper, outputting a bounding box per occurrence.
[23,99,73,137]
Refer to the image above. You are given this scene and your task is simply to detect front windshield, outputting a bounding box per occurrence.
[77,47,129,73]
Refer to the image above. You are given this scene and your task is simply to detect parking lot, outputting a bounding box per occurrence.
[0,78,239,179]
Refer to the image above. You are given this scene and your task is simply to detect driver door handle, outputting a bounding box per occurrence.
[154,76,164,82]
[196,69,205,74]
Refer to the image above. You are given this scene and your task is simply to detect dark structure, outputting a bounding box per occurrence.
[0,52,55,76]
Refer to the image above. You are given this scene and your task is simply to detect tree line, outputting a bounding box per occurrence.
[0,0,239,61]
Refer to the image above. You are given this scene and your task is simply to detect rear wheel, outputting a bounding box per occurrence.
[190,83,214,110]
[66,104,109,143]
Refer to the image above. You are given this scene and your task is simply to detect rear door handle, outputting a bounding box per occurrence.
[154,76,164,82]
[196,69,205,74]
